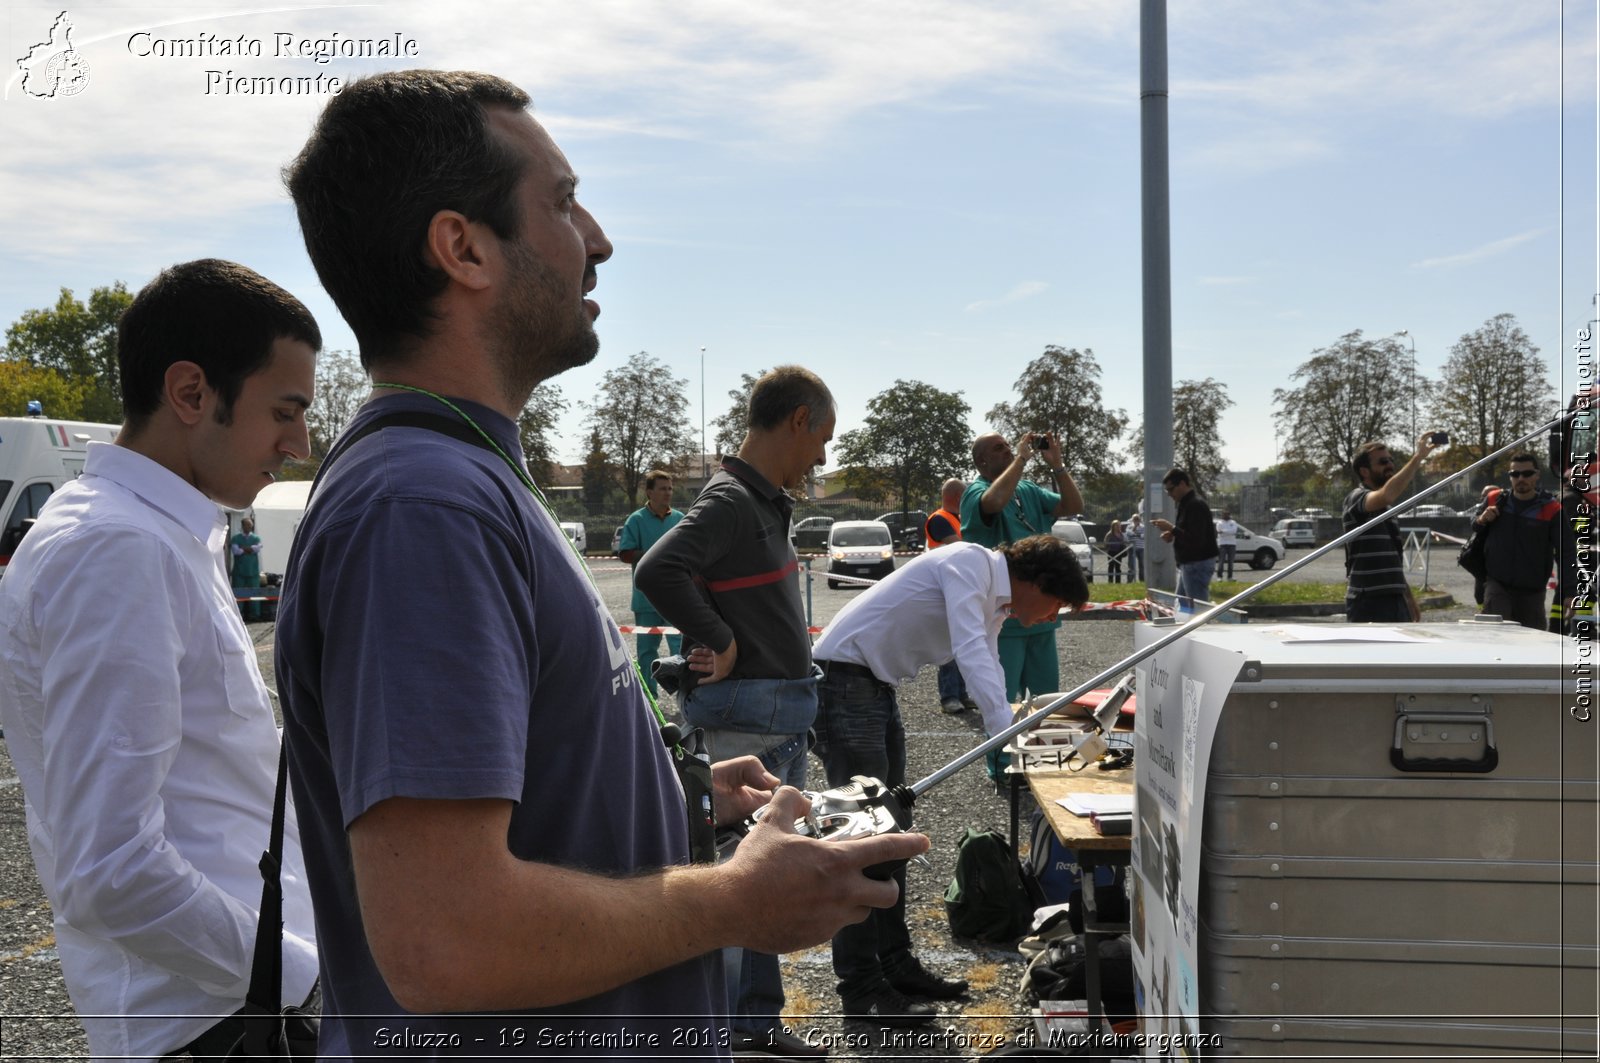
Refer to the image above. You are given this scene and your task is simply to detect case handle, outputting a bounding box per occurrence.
[1391,712,1498,773]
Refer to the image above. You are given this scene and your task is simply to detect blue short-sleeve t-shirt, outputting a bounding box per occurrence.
[275,394,721,1056]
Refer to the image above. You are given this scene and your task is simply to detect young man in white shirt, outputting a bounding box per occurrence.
[0,259,321,1061]
[808,534,1089,1024]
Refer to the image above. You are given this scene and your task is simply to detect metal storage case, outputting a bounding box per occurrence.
[1154,620,1596,1058]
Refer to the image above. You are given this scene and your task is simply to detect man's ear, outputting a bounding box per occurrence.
[163,361,210,427]
[788,404,812,435]
[423,209,495,293]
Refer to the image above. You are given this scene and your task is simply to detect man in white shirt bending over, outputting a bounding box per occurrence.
[0,259,321,1061]
[807,534,1088,1025]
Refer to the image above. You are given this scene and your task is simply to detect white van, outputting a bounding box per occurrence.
[560,521,587,553]
[236,479,313,579]
[0,416,121,574]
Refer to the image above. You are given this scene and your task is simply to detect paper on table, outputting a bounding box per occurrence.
[1267,624,1431,643]
[1056,793,1135,817]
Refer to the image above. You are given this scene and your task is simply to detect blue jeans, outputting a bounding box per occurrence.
[1176,559,1215,612]
[696,683,815,1037]
[936,660,966,703]
[1129,545,1145,581]
[810,669,910,1001]
[1215,544,1236,580]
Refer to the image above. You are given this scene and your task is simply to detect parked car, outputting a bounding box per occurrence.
[1271,518,1317,549]
[1230,525,1286,570]
[1409,504,1457,519]
[1295,507,1331,520]
[559,521,587,553]
[874,510,928,553]
[827,520,895,589]
[611,525,625,554]
[791,515,835,551]
[1048,518,1097,582]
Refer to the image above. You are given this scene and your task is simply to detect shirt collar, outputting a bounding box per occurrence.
[989,547,1012,615]
[720,456,794,518]
[84,442,226,548]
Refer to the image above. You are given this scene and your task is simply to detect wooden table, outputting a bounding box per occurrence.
[1011,763,1135,1036]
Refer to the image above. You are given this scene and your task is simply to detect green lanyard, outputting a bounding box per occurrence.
[369,382,669,726]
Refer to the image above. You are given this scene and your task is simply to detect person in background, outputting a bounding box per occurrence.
[1342,434,1442,622]
[231,515,264,621]
[1151,468,1218,611]
[1474,452,1561,629]
[1214,510,1239,581]
[616,469,683,697]
[1126,513,1146,581]
[1103,518,1127,583]
[925,477,976,715]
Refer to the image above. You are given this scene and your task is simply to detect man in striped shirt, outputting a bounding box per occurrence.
[1342,433,1444,622]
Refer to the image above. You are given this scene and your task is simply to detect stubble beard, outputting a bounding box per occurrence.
[491,238,599,407]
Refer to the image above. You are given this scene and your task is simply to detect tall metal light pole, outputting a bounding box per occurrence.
[1396,329,1416,442]
[700,346,707,483]
[1140,0,1175,592]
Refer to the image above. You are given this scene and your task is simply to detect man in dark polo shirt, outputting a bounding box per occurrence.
[636,364,834,1057]
[1342,433,1443,622]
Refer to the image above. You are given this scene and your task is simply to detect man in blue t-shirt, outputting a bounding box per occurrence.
[617,468,683,695]
[960,430,1083,705]
[278,69,927,1058]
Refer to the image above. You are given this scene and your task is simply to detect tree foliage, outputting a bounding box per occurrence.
[1129,377,1234,495]
[1426,313,1557,481]
[1272,331,1417,481]
[986,345,1129,481]
[518,382,567,484]
[711,370,763,459]
[835,381,971,515]
[3,283,132,422]
[581,428,616,508]
[0,361,93,423]
[294,349,369,478]
[582,351,695,507]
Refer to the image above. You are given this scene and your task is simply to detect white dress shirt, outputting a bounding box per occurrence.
[811,541,1015,735]
[0,442,316,1061]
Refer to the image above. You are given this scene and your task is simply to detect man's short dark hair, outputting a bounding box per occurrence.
[1162,468,1191,488]
[644,469,673,491]
[1001,535,1089,607]
[1351,442,1389,478]
[283,70,531,368]
[117,259,321,432]
[747,366,834,432]
[1509,452,1539,467]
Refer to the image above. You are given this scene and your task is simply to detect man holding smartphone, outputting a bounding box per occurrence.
[960,431,1082,716]
[1343,432,1445,622]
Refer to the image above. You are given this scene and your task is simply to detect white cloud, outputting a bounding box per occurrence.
[965,280,1048,313]
[1412,227,1552,269]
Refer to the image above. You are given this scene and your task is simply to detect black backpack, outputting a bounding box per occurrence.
[944,827,1034,942]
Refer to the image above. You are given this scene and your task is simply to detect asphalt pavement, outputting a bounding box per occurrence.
[0,534,1486,1058]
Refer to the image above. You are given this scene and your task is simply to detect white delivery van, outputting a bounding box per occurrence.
[0,416,121,575]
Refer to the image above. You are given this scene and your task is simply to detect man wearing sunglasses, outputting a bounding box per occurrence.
[1473,453,1562,629]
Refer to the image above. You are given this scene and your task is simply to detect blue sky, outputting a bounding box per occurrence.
[2,0,1595,472]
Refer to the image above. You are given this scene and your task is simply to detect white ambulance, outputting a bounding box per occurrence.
[0,415,121,575]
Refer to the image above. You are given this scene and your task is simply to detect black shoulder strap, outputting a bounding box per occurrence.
[247,409,504,1017]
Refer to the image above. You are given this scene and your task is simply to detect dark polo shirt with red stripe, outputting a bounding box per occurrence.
[635,457,812,680]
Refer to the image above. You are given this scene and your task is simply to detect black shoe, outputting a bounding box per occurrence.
[730,1028,828,1058]
[885,958,969,1000]
[841,985,938,1027]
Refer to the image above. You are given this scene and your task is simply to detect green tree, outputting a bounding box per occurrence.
[582,351,695,507]
[3,284,132,422]
[1272,330,1417,481]
[986,345,1129,481]
[834,380,971,516]
[292,349,369,478]
[1426,313,1558,481]
[1129,378,1234,495]
[581,428,616,509]
[518,382,567,484]
[0,362,93,422]
[711,370,763,458]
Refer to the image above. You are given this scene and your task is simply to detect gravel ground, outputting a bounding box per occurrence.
[0,542,1483,1060]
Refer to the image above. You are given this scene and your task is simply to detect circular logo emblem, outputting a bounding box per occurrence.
[43,49,90,96]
